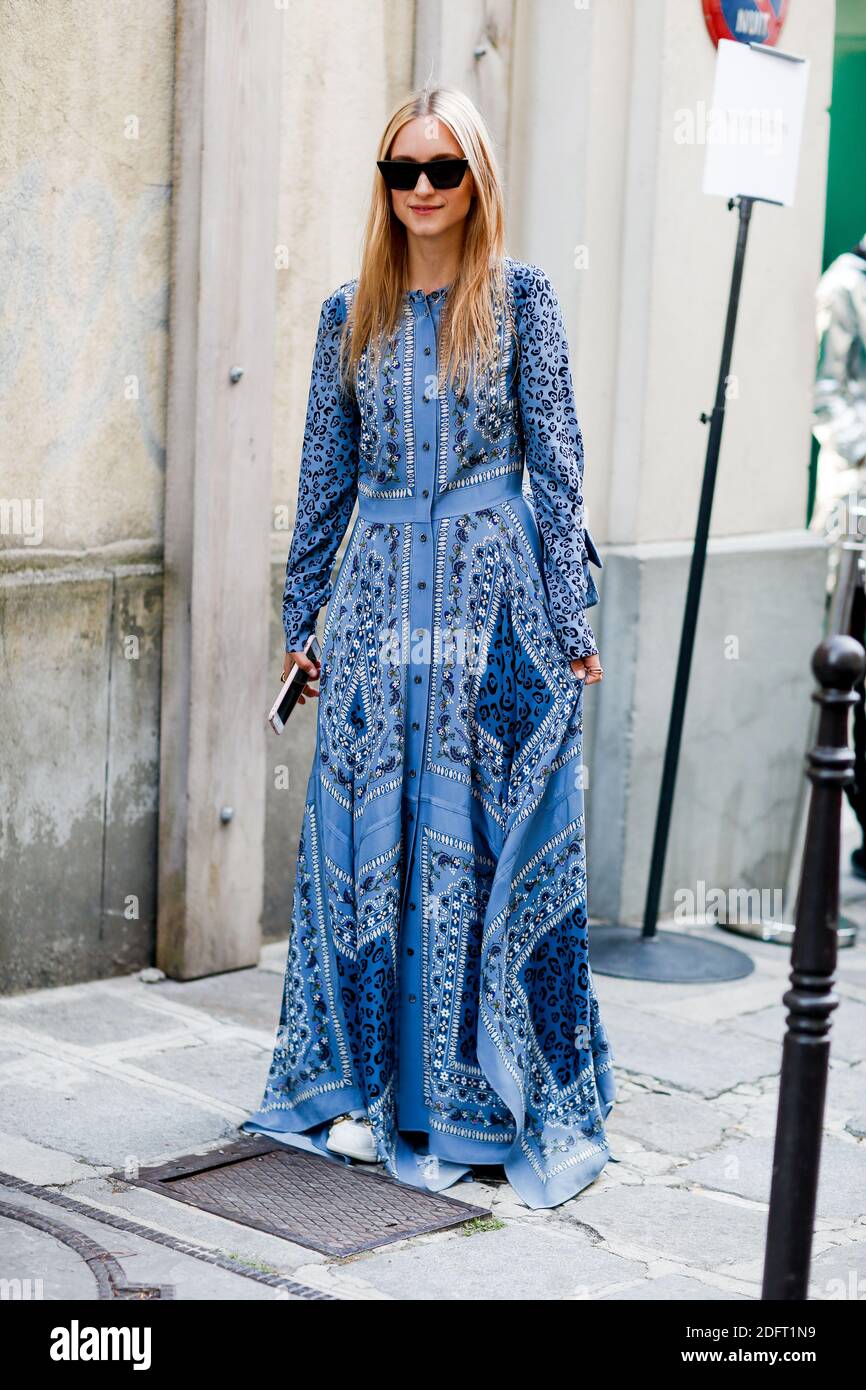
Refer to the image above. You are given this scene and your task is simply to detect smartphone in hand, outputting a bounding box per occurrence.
[267,633,323,734]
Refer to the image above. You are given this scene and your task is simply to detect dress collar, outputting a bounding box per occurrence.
[405,283,451,304]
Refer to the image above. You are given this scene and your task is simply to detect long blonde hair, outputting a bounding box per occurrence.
[338,85,507,401]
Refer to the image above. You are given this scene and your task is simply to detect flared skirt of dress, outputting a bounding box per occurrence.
[242,492,616,1210]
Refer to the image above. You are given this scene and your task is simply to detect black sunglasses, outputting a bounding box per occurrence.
[377,157,469,191]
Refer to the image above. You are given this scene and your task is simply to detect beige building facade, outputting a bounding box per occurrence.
[0,0,836,989]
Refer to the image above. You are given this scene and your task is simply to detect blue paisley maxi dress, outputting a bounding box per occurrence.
[242,255,616,1210]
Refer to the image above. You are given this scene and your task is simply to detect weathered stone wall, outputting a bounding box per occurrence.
[0,0,175,991]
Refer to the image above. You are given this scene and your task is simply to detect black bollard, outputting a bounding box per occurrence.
[762,634,865,1301]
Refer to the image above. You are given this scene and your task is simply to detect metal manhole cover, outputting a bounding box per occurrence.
[116,1136,490,1257]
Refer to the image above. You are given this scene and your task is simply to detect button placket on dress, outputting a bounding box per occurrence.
[396,288,442,1130]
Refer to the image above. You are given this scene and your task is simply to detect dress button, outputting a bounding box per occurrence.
[408,994,417,1003]
[420,533,427,542]
[422,487,429,496]
[409,769,416,778]
[418,580,426,589]
[410,902,416,910]
[407,947,415,956]
[424,346,431,356]
[408,810,414,820]
[414,674,421,684]
[422,441,430,451]
[411,721,419,730]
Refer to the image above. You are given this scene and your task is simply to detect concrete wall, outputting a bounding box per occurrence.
[0,0,175,991]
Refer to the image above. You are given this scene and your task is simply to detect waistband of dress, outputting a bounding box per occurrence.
[356,467,525,521]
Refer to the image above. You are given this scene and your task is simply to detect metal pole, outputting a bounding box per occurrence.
[781,535,866,937]
[761,634,864,1300]
[641,196,754,939]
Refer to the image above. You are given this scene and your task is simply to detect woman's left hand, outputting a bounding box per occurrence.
[570,652,604,685]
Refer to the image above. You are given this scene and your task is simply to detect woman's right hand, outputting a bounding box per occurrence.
[283,649,321,704]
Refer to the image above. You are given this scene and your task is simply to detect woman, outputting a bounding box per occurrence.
[242,85,616,1211]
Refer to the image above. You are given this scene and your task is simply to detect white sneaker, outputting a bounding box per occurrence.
[326,1114,378,1162]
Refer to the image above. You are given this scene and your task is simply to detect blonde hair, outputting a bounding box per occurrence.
[338,85,507,401]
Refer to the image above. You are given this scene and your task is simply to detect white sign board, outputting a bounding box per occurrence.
[702,39,809,206]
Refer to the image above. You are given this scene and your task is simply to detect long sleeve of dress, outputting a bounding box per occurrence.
[812,263,866,466]
[282,288,360,652]
[515,263,602,661]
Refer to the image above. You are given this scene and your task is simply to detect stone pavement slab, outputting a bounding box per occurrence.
[600,1273,750,1300]
[134,1036,271,1110]
[553,1182,769,1279]
[738,997,866,1066]
[807,1240,866,1301]
[1,1207,99,1300]
[340,1217,644,1301]
[153,968,284,1030]
[608,1088,748,1157]
[677,1134,866,1220]
[0,989,182,1047]
[600,1003,783,1096]
[0,1062,239,1169]
[825,1061,866,1122]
